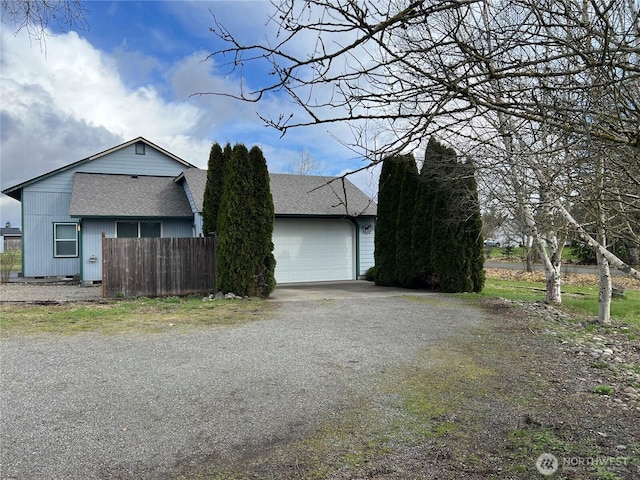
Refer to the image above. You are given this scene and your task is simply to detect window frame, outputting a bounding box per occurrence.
[135,142,146,155]
[116,221,162,238]
[53,222,79,258]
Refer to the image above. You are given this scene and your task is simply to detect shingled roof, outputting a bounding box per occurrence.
[176,169,376,217]
[69,173,192,217]
[269,173,376,216]
[71,170,376,218]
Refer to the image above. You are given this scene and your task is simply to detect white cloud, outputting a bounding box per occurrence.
[0,28,210,223]
[1,28,208,142]
[0,17,379,228]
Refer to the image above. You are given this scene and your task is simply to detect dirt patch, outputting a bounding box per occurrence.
[0,282,103,303]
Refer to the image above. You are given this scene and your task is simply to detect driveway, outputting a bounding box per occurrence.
[1,279,419,303]
[1,284,487,478]
[271,280,428,302]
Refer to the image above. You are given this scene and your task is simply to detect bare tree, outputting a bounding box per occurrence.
[1,0,88,46]
[202,0,640,297]
[287,149,322,175]
[206,0,639,148]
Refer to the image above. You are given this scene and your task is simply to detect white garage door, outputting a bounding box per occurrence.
[273,218,355,283]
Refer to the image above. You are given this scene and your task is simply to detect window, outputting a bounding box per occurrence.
[140,222,161,238]
[116,221,161,238]
[116,222,139,238]
[54,223,78,257]
[135,142,146,155]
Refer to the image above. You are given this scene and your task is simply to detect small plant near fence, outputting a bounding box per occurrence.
[0,250,20,283]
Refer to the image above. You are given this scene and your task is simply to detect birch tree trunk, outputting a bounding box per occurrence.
[536,235,563,305]
[597,251,612,325]
[595,154,612,324]
[544,251,562,305]
[518,196,563,305]
[555,201,640,281]
[523,234,535,273]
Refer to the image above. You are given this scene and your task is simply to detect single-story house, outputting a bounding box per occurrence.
[2,137,376,284]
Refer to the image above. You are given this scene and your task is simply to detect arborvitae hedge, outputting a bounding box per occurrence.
[216,144,254,296]
[202,143,228,235]
[371,138,486,293]
[430,144,464,292]
[215,143,276,298]
[248,145,276,297]
[413,138,484,293]
[374,156,405,286]
[411,138,445,288]
[462,159,485,292]
[395,154,419,287]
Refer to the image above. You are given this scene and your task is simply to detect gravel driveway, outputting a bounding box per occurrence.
[0,282,102,303]
[1,287,487,478]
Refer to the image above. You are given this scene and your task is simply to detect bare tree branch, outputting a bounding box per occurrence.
[1,0,89,50]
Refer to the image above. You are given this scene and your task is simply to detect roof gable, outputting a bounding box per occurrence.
[2,137,195,201]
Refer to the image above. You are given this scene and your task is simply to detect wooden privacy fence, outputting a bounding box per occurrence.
[102,234,216,298]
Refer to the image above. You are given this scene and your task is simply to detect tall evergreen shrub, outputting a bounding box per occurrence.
[461,159,485,292]
[411,138,484,292]
[374,156,404,286]
[216,143,276,297]
[395,154,419,287]
[248,145,276,297]
[432,153,468,292]
[202,142,229,235]
[411,138,445,288]
[216,144,256,296]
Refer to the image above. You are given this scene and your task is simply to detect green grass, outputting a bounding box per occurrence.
[485,246,582,262]
[478,278,640,327]
[0,296,274,335]
[593,384,614,395]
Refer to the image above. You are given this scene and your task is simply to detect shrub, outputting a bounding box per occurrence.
[0,250,20,283]
[374,157,404,286]
[365,266,376,282]
[202,142,230,236]
[216,144,276,298]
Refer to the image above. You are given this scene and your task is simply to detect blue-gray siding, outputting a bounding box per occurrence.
[194,213,204,237]
[20,144,191,279]
[355,216,376,275]
[22,191,78,277]
[182,182,204,236]
[81,218,193,282]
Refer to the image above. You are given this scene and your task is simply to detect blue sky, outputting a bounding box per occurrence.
[0,1,379,227]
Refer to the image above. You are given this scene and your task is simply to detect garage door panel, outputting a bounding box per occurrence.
[273,219,354,283]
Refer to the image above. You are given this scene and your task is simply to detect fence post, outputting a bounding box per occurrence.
[214,233,218,292]
[101,231,106,298]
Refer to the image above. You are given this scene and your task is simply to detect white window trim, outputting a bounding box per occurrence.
[53,222,79,258]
